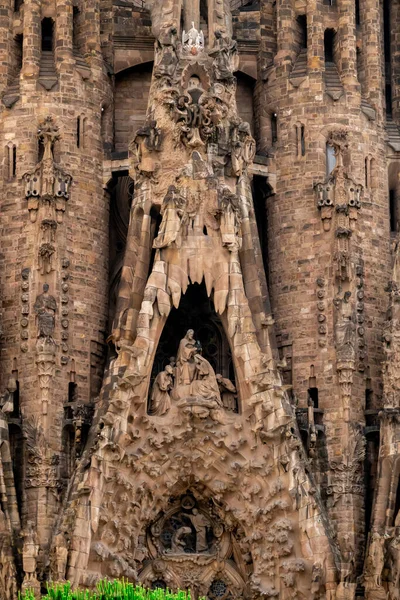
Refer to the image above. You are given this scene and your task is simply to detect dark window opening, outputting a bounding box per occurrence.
[12,146,17,178]
[150,281,236,410]
[324,29,335,63]
[390,189,398,233]
[394,480,400,526]
[252,175,273,288]
[383,0,391,63]
[365,387,373,410]
[386,84,393,117]
[14,0,23,11]
[11,380,20,419]
[61,425,75,482]
[296,15,307,49]
[365,157,368,188]
[271,113,278,144]
[38,138,44,162]
[200,0,208,25]
[13,34,23,80]
[300,125,305,156]
[365,432,380,533]
[41,18,54,52]
[108,173,133,333]
[9,425,24,517]
[148,206,162,279]
[203,225,208,235]
[77,116,81,148]
[68,382,77,403]
[308,387,319,409]
[355,0,360,26]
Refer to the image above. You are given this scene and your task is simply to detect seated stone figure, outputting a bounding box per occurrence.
[173,330,222,407]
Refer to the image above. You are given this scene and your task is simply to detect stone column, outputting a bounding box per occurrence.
[276,0,295,55]
[22,0,41,79]
[361,0,385,119]
[390,0,400,122]
[307,0,324,86]
[183,0,200,32]
[337,0,359,95]
[0,0,12,91]
[55,0,73,67]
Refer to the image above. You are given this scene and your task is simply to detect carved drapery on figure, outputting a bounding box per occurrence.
[149,331,224,416]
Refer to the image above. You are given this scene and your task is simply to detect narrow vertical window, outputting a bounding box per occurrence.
[324,29,335,64]
[271,113,278,144]
[390,189,398,233]
[77,116,81,148]
[12,145,17,178]
[365,157,369,188]
[296,15,307,49]
[355,0,360,26]
[300,125,305,156]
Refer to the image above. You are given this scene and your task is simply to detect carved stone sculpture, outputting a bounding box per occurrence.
[34,283,57,340]
[209,30,238,83]
[216,374,237,411]
[153,186,186,249]
[22,522,39,583]
[173,330,222,408]
[149,365,174,416]
[182,22,204,52]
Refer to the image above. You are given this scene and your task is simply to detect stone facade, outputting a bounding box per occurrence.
[0,0,399,598]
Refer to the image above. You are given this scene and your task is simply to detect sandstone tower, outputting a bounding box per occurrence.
[0,0,399,598]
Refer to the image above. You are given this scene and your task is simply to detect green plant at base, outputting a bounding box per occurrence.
[18,580,204,600]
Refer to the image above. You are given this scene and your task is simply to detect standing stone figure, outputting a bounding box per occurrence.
[52,532,69,582]
[150,365,174,416]
[153,186,186,249]
[22,522,39,584]
[187,508,210,552]
[34,283,57,339]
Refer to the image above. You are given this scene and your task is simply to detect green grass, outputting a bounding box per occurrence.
[19,580,196,600]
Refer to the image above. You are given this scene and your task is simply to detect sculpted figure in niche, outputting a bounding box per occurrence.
[174,330,222,406]
[209,29,238,83]
[187,508,210,553]
[334,291,356,361]
[22,522,39,583]
[219,187,242,250]
[216,374,237,411]
[150,365,174,416]
[34,283,57,340]
[132,121,162,178]
[154,24,178,82]
[153,185,186,249]
[52,532,68,582]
